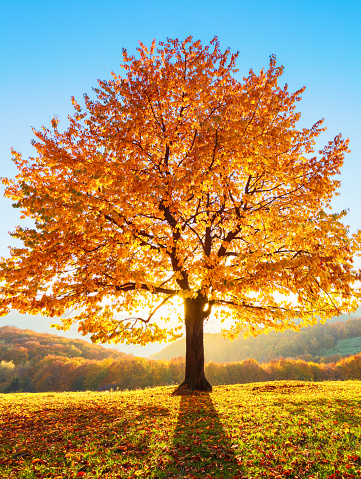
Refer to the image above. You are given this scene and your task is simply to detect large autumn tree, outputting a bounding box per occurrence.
[1,37,360,391]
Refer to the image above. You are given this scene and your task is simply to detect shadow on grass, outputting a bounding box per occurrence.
[154,393,244,479]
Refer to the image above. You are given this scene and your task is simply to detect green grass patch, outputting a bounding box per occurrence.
[1,381,361,478]
[320,336,361,357]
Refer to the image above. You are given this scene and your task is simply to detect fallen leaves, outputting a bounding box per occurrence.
[1,381,361,477]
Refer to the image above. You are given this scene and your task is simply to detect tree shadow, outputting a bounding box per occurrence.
[154,393,244,478]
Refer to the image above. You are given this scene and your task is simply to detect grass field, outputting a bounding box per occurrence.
[1,381,361,478]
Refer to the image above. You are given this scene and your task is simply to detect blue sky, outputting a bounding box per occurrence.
[1,0,360,355]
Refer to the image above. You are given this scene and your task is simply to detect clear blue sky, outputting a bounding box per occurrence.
[1,0,360,355]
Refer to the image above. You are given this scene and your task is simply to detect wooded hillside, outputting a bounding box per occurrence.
[0,326,131,365]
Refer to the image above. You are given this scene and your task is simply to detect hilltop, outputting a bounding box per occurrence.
[0,326,132,365]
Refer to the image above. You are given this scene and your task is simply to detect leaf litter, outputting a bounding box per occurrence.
[1,381,361,478]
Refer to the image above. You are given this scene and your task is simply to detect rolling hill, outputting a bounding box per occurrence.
[150,310,361,364]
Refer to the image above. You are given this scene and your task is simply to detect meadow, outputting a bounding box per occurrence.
[1,381,361,478]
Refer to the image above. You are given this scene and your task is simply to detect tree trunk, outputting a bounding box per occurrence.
[174,295,212,393]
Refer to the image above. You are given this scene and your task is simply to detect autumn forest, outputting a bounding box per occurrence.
[2,316,361,393]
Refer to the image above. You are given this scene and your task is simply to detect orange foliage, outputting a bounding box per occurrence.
[0,37,360,349]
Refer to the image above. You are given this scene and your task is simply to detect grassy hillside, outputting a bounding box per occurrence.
[150,315,361,363]
[320,336,361,357]
[1,381,361,478]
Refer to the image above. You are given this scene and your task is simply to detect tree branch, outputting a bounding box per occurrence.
[146,292,177,323]
[115,282,177,295]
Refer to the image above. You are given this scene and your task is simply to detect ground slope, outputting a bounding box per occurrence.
[1,381,361,478]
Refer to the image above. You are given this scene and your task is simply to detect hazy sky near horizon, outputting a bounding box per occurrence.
[1,0,361,356]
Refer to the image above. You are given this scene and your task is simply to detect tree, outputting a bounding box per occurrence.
[1,37,360,392]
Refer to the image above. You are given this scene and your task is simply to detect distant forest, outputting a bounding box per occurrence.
[2,321,361,393]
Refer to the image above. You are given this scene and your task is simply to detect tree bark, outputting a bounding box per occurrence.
[173,295,212,393]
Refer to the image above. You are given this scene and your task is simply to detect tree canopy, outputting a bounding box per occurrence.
[1,37,360,389]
